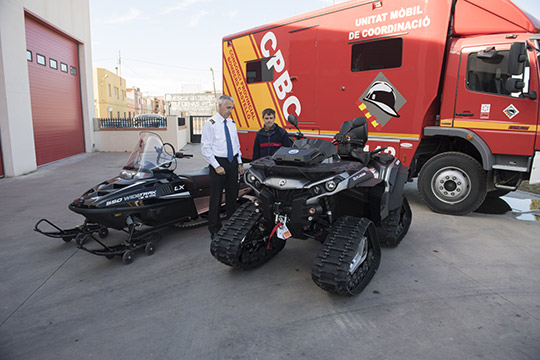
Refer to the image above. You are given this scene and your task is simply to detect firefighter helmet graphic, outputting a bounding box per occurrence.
[356,73,407,130]
[363,81,400,118]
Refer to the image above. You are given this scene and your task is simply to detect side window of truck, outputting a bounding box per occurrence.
[246,59,273,83]
[466,50,529,97]
[350,38,402,72]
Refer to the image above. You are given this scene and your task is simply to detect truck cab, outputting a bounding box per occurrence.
[418,20,540,214]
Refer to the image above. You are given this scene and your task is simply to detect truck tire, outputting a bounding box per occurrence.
[210,202,285,270]
[311,216,380,296]
[377,197,412,248]
[418,152,486,215]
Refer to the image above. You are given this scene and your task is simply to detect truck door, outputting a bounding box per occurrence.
[289,26,318,126]
[454,46,539,156]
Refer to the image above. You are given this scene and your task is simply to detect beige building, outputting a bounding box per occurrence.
[93,68,130,119]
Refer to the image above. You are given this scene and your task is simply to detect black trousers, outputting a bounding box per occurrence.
[208,156,239,235]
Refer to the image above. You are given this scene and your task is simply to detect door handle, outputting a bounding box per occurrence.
[456,112,474,117]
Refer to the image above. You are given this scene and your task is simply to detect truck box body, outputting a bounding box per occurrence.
[222,0,540,215]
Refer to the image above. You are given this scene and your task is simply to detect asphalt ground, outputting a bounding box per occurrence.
[1,144,539,360]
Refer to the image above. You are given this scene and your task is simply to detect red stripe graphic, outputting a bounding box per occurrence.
[223,79,242,127]
[227,42,262,128]
[223,50,247,128]
[260,142,282,148]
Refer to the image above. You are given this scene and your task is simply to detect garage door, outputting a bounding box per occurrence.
[25,16,85,166]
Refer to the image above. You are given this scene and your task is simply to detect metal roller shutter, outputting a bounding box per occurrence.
[25,16,85,166]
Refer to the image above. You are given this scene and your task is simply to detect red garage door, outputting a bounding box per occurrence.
[25,16,85,166]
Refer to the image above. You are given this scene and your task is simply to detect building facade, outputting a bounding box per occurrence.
[0,0,94,177]
[93,68,130,119]
[164,92,219,117]
[126,87,144,118]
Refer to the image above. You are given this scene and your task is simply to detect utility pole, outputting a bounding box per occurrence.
[210,67,218,112]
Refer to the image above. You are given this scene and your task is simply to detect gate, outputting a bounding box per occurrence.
[190,115,210,143]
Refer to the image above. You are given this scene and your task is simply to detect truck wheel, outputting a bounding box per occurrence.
[377,197,412,248]
[418,152,486,215]
[312,217,380,296]
[210,202,285,270]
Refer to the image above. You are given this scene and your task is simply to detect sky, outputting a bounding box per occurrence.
[89,0,540,96]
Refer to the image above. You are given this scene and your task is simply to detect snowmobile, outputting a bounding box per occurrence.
[35,131,250,264]
[211,115,412,296]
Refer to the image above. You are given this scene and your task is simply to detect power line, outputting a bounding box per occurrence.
[121,57,211,72]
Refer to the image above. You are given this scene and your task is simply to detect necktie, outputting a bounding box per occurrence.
[224,119,234,162]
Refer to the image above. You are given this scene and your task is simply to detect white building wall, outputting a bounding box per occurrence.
[0,0,94,177]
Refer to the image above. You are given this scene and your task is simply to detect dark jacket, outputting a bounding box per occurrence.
[252,124,291,160]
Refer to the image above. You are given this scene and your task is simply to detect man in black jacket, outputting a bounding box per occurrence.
[252,108,291,160]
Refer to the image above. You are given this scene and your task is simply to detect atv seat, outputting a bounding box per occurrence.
[336,117,369,158]
[181,167,210,190]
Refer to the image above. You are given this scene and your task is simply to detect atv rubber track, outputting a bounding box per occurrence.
[312,216,381,296]
[211,202,285,270]
[377,197,412,248]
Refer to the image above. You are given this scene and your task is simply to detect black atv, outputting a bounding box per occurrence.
[211,115,412,296]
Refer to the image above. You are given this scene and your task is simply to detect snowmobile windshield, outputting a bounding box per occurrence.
[121,132,176,179]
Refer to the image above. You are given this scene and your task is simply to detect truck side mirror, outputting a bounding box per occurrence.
[505,78,525,93]
[508,42,526,75]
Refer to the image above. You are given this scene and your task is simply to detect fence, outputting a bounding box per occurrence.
[97,116,167,129]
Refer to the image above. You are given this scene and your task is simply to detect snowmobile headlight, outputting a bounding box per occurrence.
[120,169,136,179]
[325,180,337,192]
[248,174,257,183]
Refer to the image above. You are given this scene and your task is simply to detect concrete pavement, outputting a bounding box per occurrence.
[1,144,539,360]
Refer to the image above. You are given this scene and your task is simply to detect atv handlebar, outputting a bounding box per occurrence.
[290,131,306,140]
[369,146,388,155]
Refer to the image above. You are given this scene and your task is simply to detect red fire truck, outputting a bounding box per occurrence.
[222,0,540,215]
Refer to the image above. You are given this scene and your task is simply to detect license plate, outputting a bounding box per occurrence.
[276,223,292,240]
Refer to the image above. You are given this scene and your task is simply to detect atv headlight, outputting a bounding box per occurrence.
[325,180,337,192]
[248,173,257,183]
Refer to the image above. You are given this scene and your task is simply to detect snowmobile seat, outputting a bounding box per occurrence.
[181,167,211,190]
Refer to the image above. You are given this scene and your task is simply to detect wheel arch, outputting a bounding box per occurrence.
[423,127,494,170]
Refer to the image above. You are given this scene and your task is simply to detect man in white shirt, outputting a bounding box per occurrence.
[201,95,245,239]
